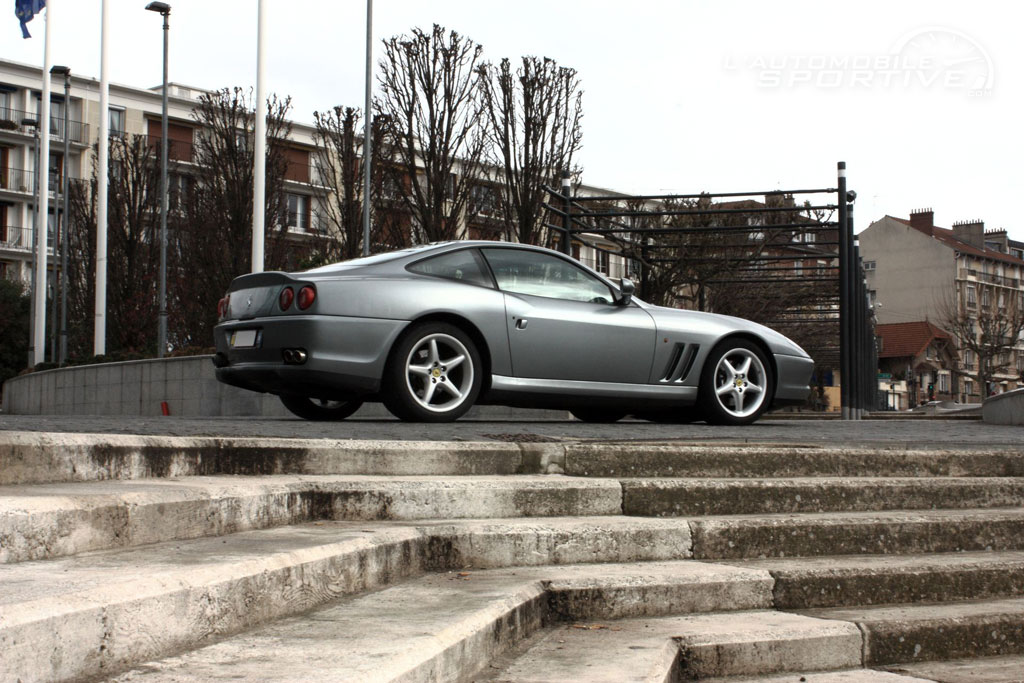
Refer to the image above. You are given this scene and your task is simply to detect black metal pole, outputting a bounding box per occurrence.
[837,162,850,419]
[158,8,170,358]
[853,239,863,418]
[561,170,572,256]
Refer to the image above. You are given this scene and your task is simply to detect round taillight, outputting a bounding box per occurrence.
[297,285,316,310]
[279,287,294,311]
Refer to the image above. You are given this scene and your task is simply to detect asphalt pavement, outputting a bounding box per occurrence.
[0,413,1021,450]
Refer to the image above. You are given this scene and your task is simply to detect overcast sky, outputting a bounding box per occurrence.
[5,1,1022,241]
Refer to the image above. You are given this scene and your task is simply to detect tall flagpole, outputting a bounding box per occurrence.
[362,0,372,256]
[33,0,54,366]
[251,0,267,273]
[94,0,109,354]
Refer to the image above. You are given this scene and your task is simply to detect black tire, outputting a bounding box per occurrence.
[279,395,363,421]
[698,338,774,426]
[382,322,483,422]
[570,408,628,423]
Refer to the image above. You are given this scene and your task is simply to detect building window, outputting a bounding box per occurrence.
[109,108,125,137]
[981,288,991,307]
[47,99,64,135]
[963,349,975,368]
[0,91,12,121]
[596,249,610,275]
[286,193,309,231]
[863,260,875,271]
[938,373,950,393]
[966,285,977,307]
[964,379,974,396]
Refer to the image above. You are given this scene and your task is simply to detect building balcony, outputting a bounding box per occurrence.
[0,107,89,145]
[0,167,34,194]
[958,268,1020,289]
[1,226,55,254]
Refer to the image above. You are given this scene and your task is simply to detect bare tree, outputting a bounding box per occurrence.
[478,56,583,245]
[173,87,295,348]
[939,283,1024,396]
[64,135,163,357]
[311,106,365,262]
[375,24,488,243]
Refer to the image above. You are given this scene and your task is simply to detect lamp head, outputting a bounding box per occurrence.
[145,2,171,15]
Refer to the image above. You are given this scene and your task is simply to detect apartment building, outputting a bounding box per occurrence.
[860,209,1024,402]
[0,57,328,288]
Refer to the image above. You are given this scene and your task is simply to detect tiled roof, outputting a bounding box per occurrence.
[876,321,951,359]
[891,216,1024,267]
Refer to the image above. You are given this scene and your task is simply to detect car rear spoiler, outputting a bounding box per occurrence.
[227,271,300,293]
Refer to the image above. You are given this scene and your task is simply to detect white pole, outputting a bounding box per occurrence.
[95,0,109,355]
[251,0,267,273]
[362,0,372,256]
[33,0,54,366]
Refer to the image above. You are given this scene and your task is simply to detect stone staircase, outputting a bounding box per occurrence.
[2,433,1024,681]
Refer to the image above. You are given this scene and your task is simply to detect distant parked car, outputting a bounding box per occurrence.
[213,241,813,424]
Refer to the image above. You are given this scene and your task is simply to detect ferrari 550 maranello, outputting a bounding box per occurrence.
[213,241,814,424]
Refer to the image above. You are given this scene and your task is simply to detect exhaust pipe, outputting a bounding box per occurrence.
[282,349,308,365]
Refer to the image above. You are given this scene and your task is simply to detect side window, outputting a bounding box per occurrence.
[407,249,492,288]
[481,248,615,304]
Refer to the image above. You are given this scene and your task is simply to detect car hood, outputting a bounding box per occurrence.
[641,303,811,359]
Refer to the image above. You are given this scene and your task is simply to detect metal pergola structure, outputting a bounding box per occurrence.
[543,162,875,418]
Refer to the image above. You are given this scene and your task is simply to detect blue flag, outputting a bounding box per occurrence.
[15,0,45,38]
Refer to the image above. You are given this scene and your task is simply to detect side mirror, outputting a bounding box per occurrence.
[617,278,635,306]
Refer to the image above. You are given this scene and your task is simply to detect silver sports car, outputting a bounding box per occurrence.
[213,241,814,424]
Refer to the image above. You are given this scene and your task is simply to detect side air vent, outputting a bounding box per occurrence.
[660,343,699,383]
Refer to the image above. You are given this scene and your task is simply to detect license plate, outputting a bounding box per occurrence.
[230,329,258,348]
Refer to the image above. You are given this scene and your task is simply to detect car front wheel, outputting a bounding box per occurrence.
[383,322,482,422]
[698,339,774,425]
[279,395,363,421]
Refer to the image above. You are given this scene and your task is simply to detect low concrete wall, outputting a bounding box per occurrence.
[0,356,563,419]
[982,388,1024,426]
[1,356,290,417]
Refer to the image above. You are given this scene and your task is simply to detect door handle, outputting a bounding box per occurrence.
[515,318,529,330]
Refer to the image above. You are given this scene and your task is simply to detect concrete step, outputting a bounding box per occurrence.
[0,432,547,485]
[106,573,851,682]
[624,477,1024,516]
[6,432,1024,487]
[732,551,1024,609]
[0,475,620,563]
[803,598,1024,666]
[565,443,1024,479]
[0,519,697,682]
[484,611,862,681]
[881,653,1024,682]
[690,508,1024,560]
[699,670,933,682]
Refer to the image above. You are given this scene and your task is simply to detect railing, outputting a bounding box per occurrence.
[0,168,34,193]
[958,268,1021,288]
[0,226,56,253]
[0,107,89,144]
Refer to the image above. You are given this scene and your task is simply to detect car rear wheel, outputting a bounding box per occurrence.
[383,322,482,422]
[698,339,774,425]
[279,395,363,421]
[569,408,627,423]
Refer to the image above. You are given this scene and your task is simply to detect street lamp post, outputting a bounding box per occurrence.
[146,1,171,358]
[21,118,39,368]
[50,65,71,365]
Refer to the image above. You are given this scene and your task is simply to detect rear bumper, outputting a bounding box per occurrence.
[771,353,815,407]
[213,314,407,399]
